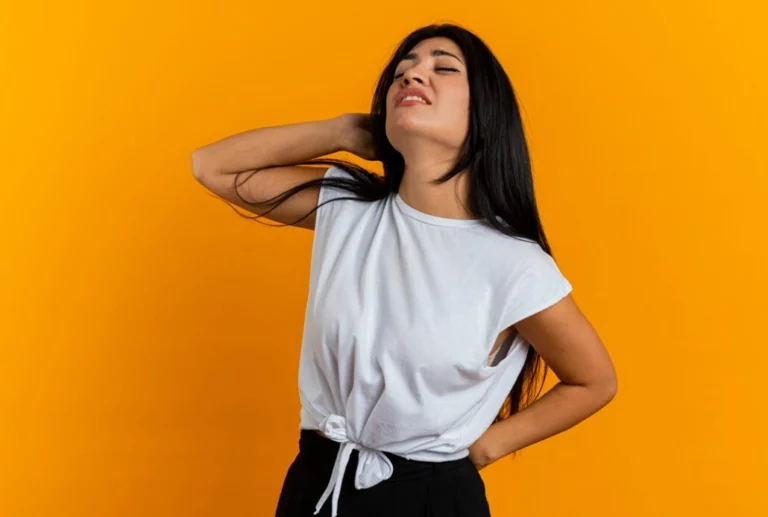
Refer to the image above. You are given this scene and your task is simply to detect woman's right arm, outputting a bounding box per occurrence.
[191,115,370,230]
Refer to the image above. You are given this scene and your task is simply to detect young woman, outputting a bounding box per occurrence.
[192,23,617,517]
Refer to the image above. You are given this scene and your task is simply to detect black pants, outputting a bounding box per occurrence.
[276,430,492,517]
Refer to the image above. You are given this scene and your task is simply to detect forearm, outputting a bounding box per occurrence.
[473,380,616,466]
[191,117,344,176]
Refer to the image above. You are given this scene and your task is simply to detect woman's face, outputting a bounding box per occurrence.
[385,37,470,154]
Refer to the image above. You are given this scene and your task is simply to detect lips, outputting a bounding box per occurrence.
[395,87,432,106]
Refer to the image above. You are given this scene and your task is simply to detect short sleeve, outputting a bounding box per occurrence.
[498,248,573,328]
[317,166,354,205]
[314,166,356,234]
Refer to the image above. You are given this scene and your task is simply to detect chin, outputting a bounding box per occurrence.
[387,114,433,144]
[390,109,423,129]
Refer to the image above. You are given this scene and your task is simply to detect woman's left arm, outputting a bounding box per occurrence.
[469,294,617,469]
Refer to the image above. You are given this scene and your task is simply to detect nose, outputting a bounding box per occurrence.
[401,66,426,86]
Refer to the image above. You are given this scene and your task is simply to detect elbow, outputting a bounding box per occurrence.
[190,148,216,183]
[596,370,618,405]
[603,377,618,404]
[579,367,618,408]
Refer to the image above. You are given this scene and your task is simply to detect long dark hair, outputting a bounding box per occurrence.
[233,23,554,423]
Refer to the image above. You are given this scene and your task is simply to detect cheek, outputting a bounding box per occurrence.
[434,82,469,119]
[441,91,470,135]
[385,86,397,110]
[441,90,470,146]
[452,90,470,121]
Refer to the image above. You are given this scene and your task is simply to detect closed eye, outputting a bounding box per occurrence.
[393,67,460,79]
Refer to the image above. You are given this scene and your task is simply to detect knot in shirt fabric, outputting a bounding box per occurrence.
[312,414,394,517]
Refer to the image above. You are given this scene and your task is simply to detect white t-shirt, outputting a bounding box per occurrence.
[298,166,572,517]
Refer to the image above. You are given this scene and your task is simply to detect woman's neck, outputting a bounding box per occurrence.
[398,156,475,220]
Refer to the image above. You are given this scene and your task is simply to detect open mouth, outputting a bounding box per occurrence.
[400,95,427,104]
[396,88,432,107]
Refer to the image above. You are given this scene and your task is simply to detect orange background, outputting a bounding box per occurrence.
[2,1,767,516]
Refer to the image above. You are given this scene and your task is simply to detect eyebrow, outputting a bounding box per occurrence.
[401,48,464,65]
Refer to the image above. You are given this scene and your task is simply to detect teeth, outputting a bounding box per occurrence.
[403,95,426,103]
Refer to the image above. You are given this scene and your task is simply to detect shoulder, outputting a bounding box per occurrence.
[504,239,568,288]
[323,165,351,180]
[318,164,385,203]
[494,238,573,326]
[480,232,561,277]
[323,164,382,184]
[317,165,362,206]
[314,165,388,233]
[512,239,563,277]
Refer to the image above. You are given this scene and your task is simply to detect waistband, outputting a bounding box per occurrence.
[299,430,470,476]
[300,413,473,517]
